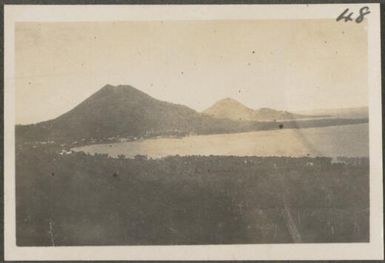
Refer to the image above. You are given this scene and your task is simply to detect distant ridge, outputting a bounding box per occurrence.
[203,98,309,121]
[16,84,369,144]
[294,107,368,119]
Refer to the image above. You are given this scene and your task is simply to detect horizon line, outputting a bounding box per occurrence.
[16,84,369,126]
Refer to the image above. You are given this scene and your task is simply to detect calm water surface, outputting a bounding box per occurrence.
[72,124,368,159]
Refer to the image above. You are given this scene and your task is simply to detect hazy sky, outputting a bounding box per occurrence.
[15,20,367,124]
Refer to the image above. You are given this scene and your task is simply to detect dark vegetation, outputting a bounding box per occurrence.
[16,84,368,145]
[16,143,369,246]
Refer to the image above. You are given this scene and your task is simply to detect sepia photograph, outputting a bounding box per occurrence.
[4,3,383,261]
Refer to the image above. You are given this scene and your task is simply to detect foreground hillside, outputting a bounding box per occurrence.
[17,144,369,246]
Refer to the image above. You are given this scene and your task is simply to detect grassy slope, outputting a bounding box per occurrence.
[16,144,369,246]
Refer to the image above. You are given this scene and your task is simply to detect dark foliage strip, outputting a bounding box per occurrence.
[16,144,369,246]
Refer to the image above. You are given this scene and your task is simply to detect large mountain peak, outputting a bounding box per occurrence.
[99,84,137,92]
[17,84,217,142]
[92,84,148,99]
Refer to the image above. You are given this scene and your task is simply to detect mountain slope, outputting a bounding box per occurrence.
[204,98,309,121]
[203,98,257,121]
[51,84,201,138]
[16,85,241,143]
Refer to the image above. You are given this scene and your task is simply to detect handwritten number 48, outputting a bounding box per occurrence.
[337,7,370,23]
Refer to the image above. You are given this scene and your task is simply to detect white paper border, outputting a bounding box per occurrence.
[4,4,383,260]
